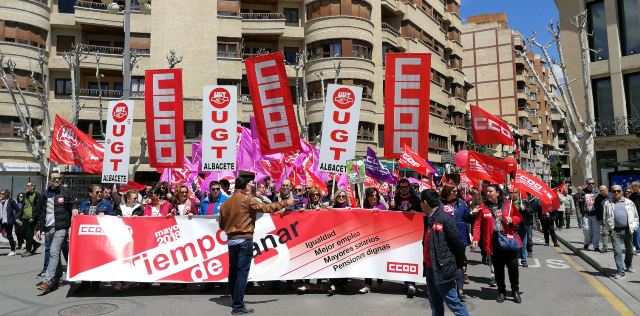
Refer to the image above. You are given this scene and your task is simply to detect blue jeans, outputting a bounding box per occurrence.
[611,227,633,274]
[43,227,68,271]
[228,239,253,311]
[517,225,531,262]
[583,216,600,249]
[44,228,68,285]
[426,268,469,316]
[634,229,640,252]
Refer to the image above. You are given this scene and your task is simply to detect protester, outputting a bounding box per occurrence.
[255,182,273,204]
[331,189,350,209]
[596,185,611,253]
[0,189,19,256]
[115,190,143,217]
[219,177,294,315]
[422,189,469,316]
[629,181,640,254]
[263,177,276,202]
[276,179,303,211]
[170,184,198,218]
[199,181,228,216]
[304,187,325,210]
[390,178,421,212]
[293,184,308,206]
[143,187,172,216]
[578,179,600,251]
[80,184,114,216]
[21,182,42,258]
[509,188,531,267]
[603,185,639,279]
[564,188,574,228]
[220,179,232,196]
[360,187,387,293]
[36,171,78,293]
[573,186,584,228]
[536,197,559,247]
[440,184,472,299]
[14,192,25,250]
[472,184,523,303]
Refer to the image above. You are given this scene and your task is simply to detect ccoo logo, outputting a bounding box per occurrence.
[112,103,129,123]
[333,88,355,109]
[209,88,231,108]
[55,126,79,153]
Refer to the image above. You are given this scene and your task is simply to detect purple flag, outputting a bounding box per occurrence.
[236,126,257,173]
[191,142,203,173]
[365,147,397,184]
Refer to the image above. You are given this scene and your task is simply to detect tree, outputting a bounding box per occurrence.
[285,50,309,140]
[516,12,595,181]
[62,43,88,126]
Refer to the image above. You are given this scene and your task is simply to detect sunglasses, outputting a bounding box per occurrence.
[210,188,221,192]
[282,184,291,187]
[588,183,595,185]
[399,186,410,189]
[337,195,347,198]
[294,188,303,192]
[612,190,622,193]
[369,194,378,198]
[93,191,102,194]
[311,193,321,197]
[180,191,188,194]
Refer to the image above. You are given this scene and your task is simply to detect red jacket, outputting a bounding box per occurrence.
[143,200,172,216]
[472,200,522,256]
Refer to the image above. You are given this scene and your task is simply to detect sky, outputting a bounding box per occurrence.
[461,0,560,59]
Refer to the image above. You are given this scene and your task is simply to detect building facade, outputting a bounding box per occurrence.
[461,13,570,184]
[1,0,469,183]
[556,0,640,186]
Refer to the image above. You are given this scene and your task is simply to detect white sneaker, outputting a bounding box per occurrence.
[613,273,626,280]
[359,286,370,294]
[7,251,16,256]
[626,267,636,273]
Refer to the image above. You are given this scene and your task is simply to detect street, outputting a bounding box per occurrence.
[0,232,635,316]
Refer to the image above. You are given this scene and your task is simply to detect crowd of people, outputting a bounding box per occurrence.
[0,171,639,315]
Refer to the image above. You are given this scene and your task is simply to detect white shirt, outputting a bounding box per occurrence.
[178,204,186,216]
[151,206,161,216]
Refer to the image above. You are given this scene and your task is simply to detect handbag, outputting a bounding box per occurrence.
[495,202,520,251]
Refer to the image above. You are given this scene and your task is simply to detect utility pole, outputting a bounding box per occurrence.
[122,0,131,99]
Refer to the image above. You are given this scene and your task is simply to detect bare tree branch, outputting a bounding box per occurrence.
[63,43,88,126]
[166,49,183,69]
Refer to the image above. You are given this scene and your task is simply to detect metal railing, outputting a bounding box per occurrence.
[75,0,120,11]
[218,51,241,58]
[381,23,400,37]
[595,117,640,136]
[79,43,124,55]
[240,13,285,20]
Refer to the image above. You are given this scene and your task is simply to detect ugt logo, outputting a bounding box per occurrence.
[55,126,79,153]
[333,88,355,109]
[209,88,231,108]
[112,103,129,123]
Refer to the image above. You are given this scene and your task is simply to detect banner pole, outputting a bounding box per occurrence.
[332,174,336,197]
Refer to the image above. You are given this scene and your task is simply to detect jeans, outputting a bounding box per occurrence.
[426,268,469,316]
[583,215,600,249]
[611,227,634,274]
[43,228,68,285]
[492,249,519,294]
[600,223,611,250]
[634,229,640,253]
[577,213,584,229]
[565,211,571,228]
[228,239,253,311]
[1,223,16,251]
[517,225,530,262]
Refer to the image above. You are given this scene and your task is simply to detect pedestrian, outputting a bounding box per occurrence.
[20,182,43,259]
[170,184,198,218]
[508,187,531,267]
[565,188,574,228]
[36,171,78,293]
[555,188,566,230]
[199,181,229,216]
[0,189,19,256]
[143,187,172,216]
[629,181,640,254]
[422,189,469,316]
[440,184,472,299]
[536,197,559,247]
[595,185,613,253]
[80,184,114,216]
[390,178,422,212]
[603,184,639,279]
[578,179,600,251]
[573,186,584,228]
[472,184,523,303]
[220,179,232,196]
[359,187,386,294]
[14,193,25,250]
[219,177,294,315]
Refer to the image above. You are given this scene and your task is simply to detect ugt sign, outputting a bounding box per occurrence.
[202,86,237,172]
[144,69,184,168]
[318,85,362,174]
[102,100,134,183]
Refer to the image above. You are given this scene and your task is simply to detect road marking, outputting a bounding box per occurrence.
[554,248,634,315]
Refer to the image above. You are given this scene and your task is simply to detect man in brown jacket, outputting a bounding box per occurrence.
[219,177,293,315]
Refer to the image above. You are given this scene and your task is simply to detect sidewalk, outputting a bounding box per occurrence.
[554,219,640,303]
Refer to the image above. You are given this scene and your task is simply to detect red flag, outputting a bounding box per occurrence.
[259,159,286,180]
[555,181,567,193]
[471,105,515,146]
[117,180,147,194]
[244,52,301,155]
[459,172,475,187]
[145,68,184,168]
[305,168,328,196]
[384,53,431,159]
[513,169,559,207]
[399,144,436,176]
[345,183,358,207]
[289,166,304,187]
[466,151,514,184]
[50,115,104,174]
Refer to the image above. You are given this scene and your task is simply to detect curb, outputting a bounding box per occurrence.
[555,234,606,275]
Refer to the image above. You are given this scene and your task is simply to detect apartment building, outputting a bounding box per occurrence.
[462,13,570,183]
[0,0,470,186]
[556,0,640,186]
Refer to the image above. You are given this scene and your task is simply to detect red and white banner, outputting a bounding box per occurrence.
[244,52,301,155]
[319,84,363,174]
[384,53,431,159]
[399,144,436,176]
[471,105,515,146]
[50,115,104,174]
[513,169,559,207]
[102,100,134,183]
[202,85,237,172]
[68,211,424,283]
[145,68,184,168]
[466,151,514,184]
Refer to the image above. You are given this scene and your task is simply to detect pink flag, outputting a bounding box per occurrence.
[236,126,257,173]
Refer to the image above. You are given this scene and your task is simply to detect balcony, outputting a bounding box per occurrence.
[73,0,124,27]
[381,23,405,49]
[595,117,640,137]
[240,13,285,35]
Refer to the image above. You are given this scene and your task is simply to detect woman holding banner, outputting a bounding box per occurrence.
[360,187,386,293]
[143,187,172,216]
[472,184,523,304]
[170,184,198,218]
[327,189,351,295]
[440,184,472,301]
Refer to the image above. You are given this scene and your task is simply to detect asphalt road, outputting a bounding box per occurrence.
[0,232,633,316]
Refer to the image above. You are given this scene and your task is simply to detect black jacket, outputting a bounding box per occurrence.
[0,199,19,225]
[594,194,609,222]
[424,207,466,285]
[37,186,77,231]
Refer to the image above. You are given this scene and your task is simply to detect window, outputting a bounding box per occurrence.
[284,47,299,64]
[357,122,375,141]
[593,77,614,120]
[377,124,384,148]
[217,0,239,16]
[596,150,617,185]
[55,79,72,97]
[618,0,640,55]
[131,77,145,93]
[625,73,640,119]
[184,121,202,140]
[77,120,106,140]
[57,35,75,54]
[307,39,372,60]
[58,0,75,13]
[283,8,299,24]
[114,83,123,92]
[306,0,370,20]
[88,82,109,91]
[629,148,640,162]
[587,0,609,60]
[217,38,239,58]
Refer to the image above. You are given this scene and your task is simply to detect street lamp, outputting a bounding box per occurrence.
[102,0,151,99]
